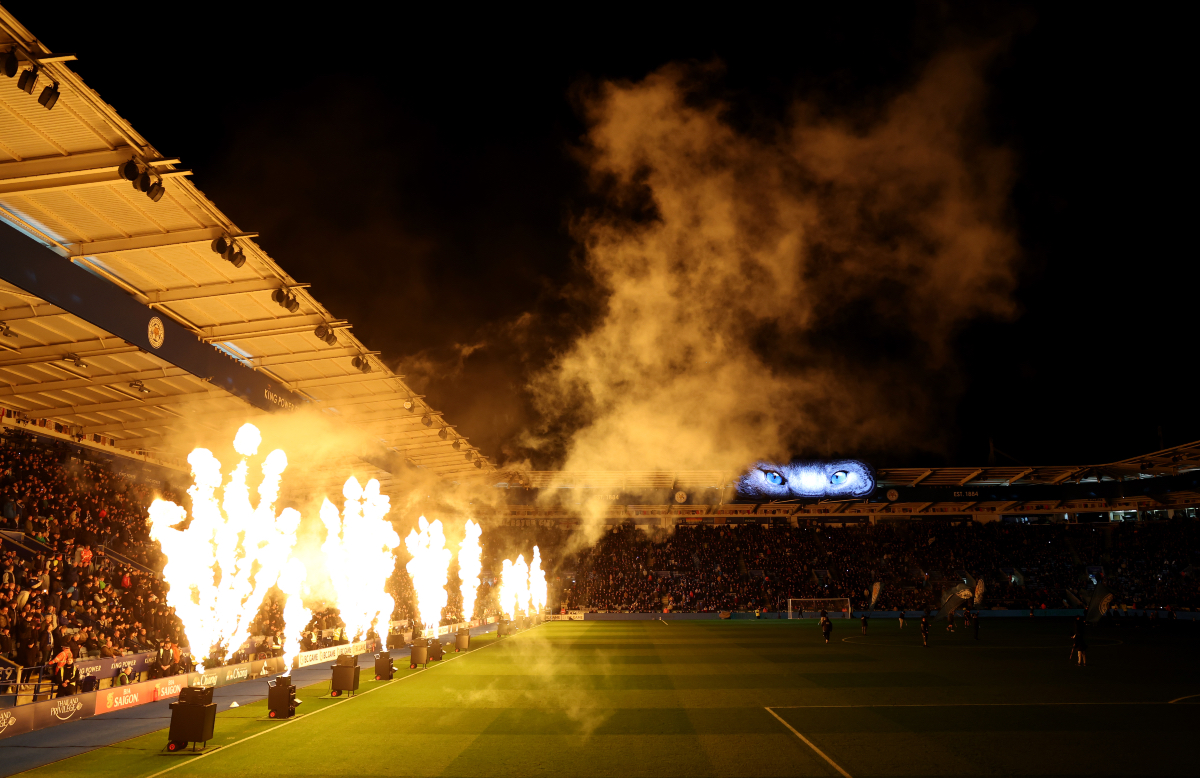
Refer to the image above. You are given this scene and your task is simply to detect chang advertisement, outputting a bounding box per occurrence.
[736,459,875,500]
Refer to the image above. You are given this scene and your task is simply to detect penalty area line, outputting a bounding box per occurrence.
[764,707,852,778]
[142,628,528,778]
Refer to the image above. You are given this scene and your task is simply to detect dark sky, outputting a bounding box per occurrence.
[14,2,1193,469]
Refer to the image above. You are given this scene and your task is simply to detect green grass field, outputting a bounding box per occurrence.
[20,618,1200,777]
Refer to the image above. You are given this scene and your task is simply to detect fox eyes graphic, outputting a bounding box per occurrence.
[736,460,875,499]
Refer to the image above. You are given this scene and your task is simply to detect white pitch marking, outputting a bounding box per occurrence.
[765,707,852,778]
[769,701,1167,708]
[142,627,532,778]
[1168,694,1200,704]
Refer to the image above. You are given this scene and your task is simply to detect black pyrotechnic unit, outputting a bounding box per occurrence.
[330,653,360,697]
[374,650,394,681]
[166,685,216,752]
[267,674,300,719]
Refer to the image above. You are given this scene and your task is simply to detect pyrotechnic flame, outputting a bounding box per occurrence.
[277,557,311,671]
[499,554,530,620]
[529,545,547,616]
[320,477,401,641]
[148,424,299,667]
[458,520,483,622]
[404,516,452,636]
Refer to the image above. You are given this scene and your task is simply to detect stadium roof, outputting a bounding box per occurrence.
[485,438,1200,492]
[0,10,490,485]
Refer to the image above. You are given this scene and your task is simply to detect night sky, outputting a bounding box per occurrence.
[12,2,1192,469]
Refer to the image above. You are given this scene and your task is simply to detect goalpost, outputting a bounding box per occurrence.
[787,598,851,619]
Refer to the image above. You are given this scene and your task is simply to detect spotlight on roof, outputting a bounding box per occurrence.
[129,380,150,394]
[473,459,484,469]
[421,414,432,427]
[120,159,141,182]
[464,450,475,461]
[1,50,18,78]
[351,355,372,374]
[0,323,16,338]
[135,170,153,193]
[314,323,337,346]
[211,235,230,254]
[38,81,60,110]
[271,288,300,313]
[17,66,37,94]
[65,353,87,368]
[452,439,462,450]
[229,248,246,268]
[403,399,416,412]
[145,178,165,202]
[438,427,450,440]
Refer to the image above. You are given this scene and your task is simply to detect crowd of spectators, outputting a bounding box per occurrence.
[551,518,1200,613]
[1,432,187,691]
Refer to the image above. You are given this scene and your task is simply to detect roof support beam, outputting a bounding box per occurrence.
[958,469,984,486]
[201,314,326,343]
[85,405,268,434]
[0,303,68,323]
[23,389,237,420]
[0,366,193,398]
[148,278,280,305]
[0,148,192,197]
[0,344,142,370]
[910,470,933,486]
[251,347,360,369]
[1005,468,1034,485]
[292,373,408,391]
[63,227,257,260]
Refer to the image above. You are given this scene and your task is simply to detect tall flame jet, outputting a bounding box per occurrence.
[320,477,401,641]
[148,424,300,667]
[458,520,483,622]
[529,545,547,616]
[404,516,452,636]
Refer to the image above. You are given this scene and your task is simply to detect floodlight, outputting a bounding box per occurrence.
[229,249,246,268]
[452,439,462,450]
[135,171,153,192]
[271,288,288,305]
[474,459,484,469]
[121,160,142,182]
[314,324,337,345]
[403,399,415,411]
[438,427,450,440]
[421,414,432,426]
[129,380,150,394]
[0,323,16,338]
[1,50,17,78]
[17,67,37,94]
[285,295,300,313]
[464,450,475,461]
[146,180,165,202]
[38,82,60,110]
[211,235,229,254]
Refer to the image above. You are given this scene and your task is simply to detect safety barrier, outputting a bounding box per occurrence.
[0,654,289,741]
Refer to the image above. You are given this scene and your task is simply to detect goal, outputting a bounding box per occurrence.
[787,598,851,619]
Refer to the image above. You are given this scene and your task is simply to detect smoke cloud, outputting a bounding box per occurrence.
[527,48,1019,474]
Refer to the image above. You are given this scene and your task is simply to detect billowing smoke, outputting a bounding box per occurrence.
[527,48,1019,475]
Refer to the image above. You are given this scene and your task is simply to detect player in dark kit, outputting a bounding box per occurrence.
[820,611,833,644]
[920,616,930,647]
[861,613,868,635]
[898,611,906,629]
[1071,616,1088,666]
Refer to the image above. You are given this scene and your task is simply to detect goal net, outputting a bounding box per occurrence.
[787,598,851,619]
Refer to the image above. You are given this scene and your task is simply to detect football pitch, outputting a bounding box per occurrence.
[15,618,1200,777]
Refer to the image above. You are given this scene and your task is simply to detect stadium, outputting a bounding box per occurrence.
[1,5,1197,778]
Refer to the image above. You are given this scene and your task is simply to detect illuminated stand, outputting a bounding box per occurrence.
[330,654,360,698]
[166,686,216,752]
[267,675,300,719]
